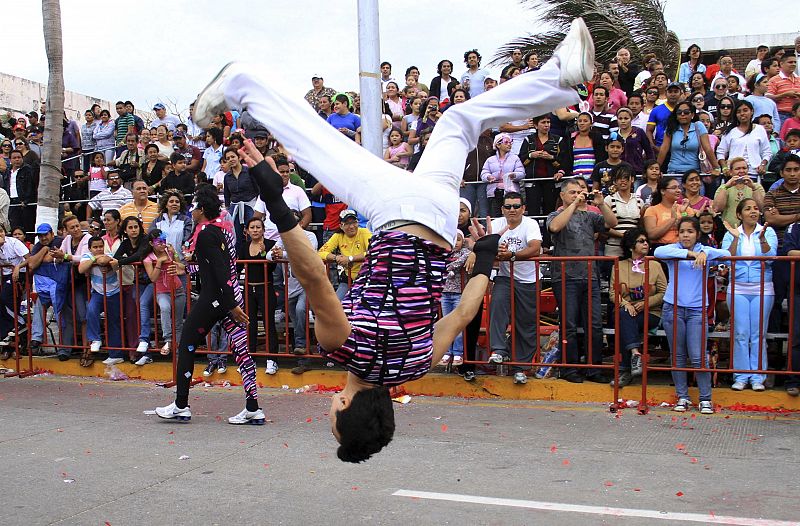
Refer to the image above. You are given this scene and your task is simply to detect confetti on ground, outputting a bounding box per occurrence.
[178,455,190,460]
[690,457,698,463]
[392,395,411,404]
[168,441,174,445]
[283,443,289,448]
[675,443,686,451]
[306,418,313,423]
[550,444,557,453]
[676,491,684,497]
[603,481,614,487]
[63,479,75,483]
[441,424,448,432]
[633,488,641,492]
[562,459,570,466]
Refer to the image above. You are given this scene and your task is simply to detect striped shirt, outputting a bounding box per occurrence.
[320,230,448,386]
[604,192,644,256]
[767,71,800,113]
[590,110,618,140]
[764,184,800,247]
[572,146,596,183]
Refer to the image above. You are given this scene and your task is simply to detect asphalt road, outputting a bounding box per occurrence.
[1,375,798,526]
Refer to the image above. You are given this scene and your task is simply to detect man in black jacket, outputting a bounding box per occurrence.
[7,150,36,238]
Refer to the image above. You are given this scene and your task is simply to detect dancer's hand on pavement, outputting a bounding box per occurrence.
[238,139,265,168]
[230,305,249,325]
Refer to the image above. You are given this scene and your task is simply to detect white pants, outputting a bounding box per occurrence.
[223,60,579,245]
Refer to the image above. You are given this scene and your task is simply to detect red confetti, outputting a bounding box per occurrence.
[549,444,558,453]
[306,418,313,423]
[283,443,288,448]
[105,522,112,526]
[167,431,174,435]
[690,414,697,419]
[676,491,684,497]
[168,441,174,445]
[562,459,570,466]
[441,424,448,432]
[690,458,698,463]
[633,488,641,492]
[263,463,269,468]
[352,486,359,491]
[603,481,614,487]
[675,443,686,451]
[57,428,63,432]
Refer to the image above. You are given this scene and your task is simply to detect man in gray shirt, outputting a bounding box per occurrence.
[546,179,617,383]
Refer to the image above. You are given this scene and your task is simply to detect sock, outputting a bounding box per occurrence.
[175,398,188,410]
[470,234,500,278]
[246,398,259,412]
[249,160,297,233]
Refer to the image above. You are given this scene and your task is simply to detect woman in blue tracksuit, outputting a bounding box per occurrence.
[721,198,777,392]
[654,216,729,414]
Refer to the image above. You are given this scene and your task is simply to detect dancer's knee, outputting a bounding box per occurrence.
[334,387,395,463]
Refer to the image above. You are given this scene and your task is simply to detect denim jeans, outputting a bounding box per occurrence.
[86,291,123,358]
[288,291,308,349]
[59,284,87,358]
[617,308,660,370]
[552,279,604,378]
[208,321,229,366]
[459,182,488,218]
[31,294,51,343]
[440,292,464,356]
[728,293,773,385]
[156,289,186,344]
[138,283,154,343]
[662,302,711,401]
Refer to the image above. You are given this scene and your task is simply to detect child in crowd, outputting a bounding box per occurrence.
[159,153,195,197]
[384,129,412,169]
[635,159,661,205]
[79,236,123,364]
[438,231,471,367]
[756,114,782,157]
[11,227,31,251]
[591,133,630,196]
[654,217,729,414]
[142,230,186,357]
[89,152,108,198]
[779,101,800,141]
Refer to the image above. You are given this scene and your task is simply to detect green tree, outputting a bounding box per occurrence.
[492,0,680,77]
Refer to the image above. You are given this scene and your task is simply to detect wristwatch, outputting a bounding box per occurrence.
[510,251,517,261]
[348,256,354,263]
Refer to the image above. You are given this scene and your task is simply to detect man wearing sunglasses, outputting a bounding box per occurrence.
[704,79,730,115]
[486,192,543,385]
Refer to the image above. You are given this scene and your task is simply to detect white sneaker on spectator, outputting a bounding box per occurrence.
[90,341,102,353]
[136,341,149,354]
[438,354,451,366]
[731,381,746,391]
[553,18,595,87]
[274,310,286,324]
[452,356,464,367]
[194,62,246,128]
[265,360,278,375]
[752,383,766,392]
[513,372,528,384]
[488,352,509,364]
[102,357,124,366]
[630,354,643,376]
[228,408,266,425]
[673,398,691,412]
[135,355,153,366]
[218,365,227,374]
[155,402,191,421]
[698,401,714,414]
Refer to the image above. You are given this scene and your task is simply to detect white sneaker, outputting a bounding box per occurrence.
[155,402,191,421]
[136,341,150,353]
[731,381,746,391]
[265,360,278,375]
[228,408,266,425]
[752,383,766,392]
[193,62,245,128]
[488,352,509,364]
[513,372,528,384]
[698,401,714,414]
[274,310,286,324]
[90,341,102,353]
[553,18,595,87]
[102,357,124,366]
[673,398,691,412]
[134,355,153,366]
[218,365,227,374]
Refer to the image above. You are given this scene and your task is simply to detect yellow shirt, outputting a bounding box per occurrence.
[318,228,371,279]
[118,200,160,229]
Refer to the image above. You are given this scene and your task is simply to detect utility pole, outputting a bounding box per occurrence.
[357,0,381,158]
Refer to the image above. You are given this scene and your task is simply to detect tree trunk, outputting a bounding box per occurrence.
[38,0,64,231]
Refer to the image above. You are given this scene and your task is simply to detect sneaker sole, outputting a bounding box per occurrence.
[194,62,237,128]
[556,18,595,87]
[157,414,191,422]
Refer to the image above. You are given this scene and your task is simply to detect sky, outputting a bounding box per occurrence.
[4,0,798,116]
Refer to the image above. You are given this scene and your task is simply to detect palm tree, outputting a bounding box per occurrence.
[492,0,680,77]
[38,0,64,231]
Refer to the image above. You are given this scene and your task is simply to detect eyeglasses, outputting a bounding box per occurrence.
[666,185,681,191]
[502,204,523,210]
[676,109,693,116]
[636,239,649,244]
[719,104,733,109]
[714,84,728,89]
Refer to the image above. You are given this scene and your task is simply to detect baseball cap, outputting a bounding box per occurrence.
[36,223,53,235]
[172,130,186,138]
[152,103,166,110]
[667,81,682,90]
[339,209,358,221]
[311,73,323,80]
[26,111,38,119]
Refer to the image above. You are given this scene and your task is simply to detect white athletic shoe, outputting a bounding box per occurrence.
[90,341,102,353]
[194,62,245,128]
[228,408,266,425]
[135,355,153,366]
[155,402,192,421]
[265,360,278,375]
[553,18,595,87]
[136,341,150,354]
[102,357,124,366]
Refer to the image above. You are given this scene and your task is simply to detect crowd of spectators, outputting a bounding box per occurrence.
[2,36,800,409]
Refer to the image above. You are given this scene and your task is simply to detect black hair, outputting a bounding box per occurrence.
[88,235,104,248]
[120,216,144,241]
[334,93,351,107]
[725,99,754,136]
[115,100,125,107]
[193,183,221,220]
[785,129,800,142]
[689,71,708,90]
[246,216,265,229]
[436,59,453,75]
[627,93,644,105]
[782,154,800,172]
[206,127,223,146]
[404,65,418,77]
[793,101,800,115]
[650,177,676,206]
[664,101,696,136]
[99,109,111,117]
[524,51,538,65]
[158,189,187,214]
[380,61,391,69]
[103,209,121,223]
[611,163,634,181]
[735,197,758,220]
[761,57,778,74]
[592,85,609,97]
[125,100,134,109]
[715,95,736,125]
[503,191,523,203]
[697,210,718,246]
[144,143,159,155]
[681,168,701,186]
[169,151,185,165]
[275,156,290,168]
[463,49,481,66]
[621,227,648,260]
[335,387,395,463]
[684,43,702,66]
[450,87,470,102]
[677,216,701,237]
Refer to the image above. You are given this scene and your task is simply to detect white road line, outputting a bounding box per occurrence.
[393,490,799,526]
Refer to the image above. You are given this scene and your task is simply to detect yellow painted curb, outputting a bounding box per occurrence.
[4,357,799,410]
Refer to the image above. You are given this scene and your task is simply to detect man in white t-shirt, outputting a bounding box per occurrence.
[0,224,29,346]
[254,158,311,240]
[460,49,491,99]
[746,45,770,80]
[486,192,543,384]
[150,103,181,132]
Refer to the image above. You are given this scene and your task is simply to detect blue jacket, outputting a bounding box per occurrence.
[721,225,777,286]
[782,222,800,290]
[654,242,729,308]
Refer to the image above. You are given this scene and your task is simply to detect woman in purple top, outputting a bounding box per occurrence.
[480,133,525,216]
[616,107,654,174]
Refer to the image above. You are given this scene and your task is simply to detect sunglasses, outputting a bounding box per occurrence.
[14,142,24,146]
[715,85,728,89]
[636,239,649,244]
[646,90,658,95]
[692,98,704,102]
[502,204,523,210]
[676,109,693,115]
[719,104,733,109]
